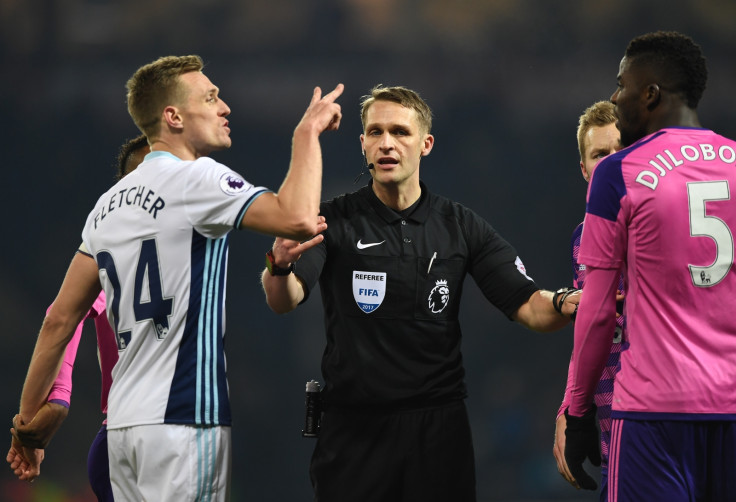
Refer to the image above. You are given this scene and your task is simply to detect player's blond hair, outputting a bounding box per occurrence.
[576,101,616,162]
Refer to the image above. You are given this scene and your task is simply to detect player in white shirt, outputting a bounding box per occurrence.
[7,135,149,502]
[11,55,343,501]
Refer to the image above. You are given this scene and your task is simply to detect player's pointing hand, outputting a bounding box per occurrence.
[297,84,344,135]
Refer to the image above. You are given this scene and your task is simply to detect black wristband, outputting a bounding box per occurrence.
[265,249,294,276]
[553,287,579,317]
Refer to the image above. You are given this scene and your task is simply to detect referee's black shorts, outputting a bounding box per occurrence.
[310,400,476,502]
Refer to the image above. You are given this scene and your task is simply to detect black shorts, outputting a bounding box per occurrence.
[310,400,476,502]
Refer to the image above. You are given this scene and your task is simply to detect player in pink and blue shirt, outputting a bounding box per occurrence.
[565,31,736,501]
[553,101,623,501]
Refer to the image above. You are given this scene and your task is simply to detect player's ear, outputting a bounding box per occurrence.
[580,161,590,182]
[646,83,661,110]
[163,106,184,129]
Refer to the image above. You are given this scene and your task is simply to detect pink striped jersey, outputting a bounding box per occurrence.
[557,222,624,467]
[47,290,119,422]
[571,127,736,418]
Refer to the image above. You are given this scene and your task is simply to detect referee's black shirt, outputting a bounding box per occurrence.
[295,181,539,410]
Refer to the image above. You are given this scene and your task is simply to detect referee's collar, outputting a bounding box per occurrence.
[361,180,431,224]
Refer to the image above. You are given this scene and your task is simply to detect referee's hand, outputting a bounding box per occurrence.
[563,406,600,490]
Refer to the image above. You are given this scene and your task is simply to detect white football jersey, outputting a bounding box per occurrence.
[82,151,268,429]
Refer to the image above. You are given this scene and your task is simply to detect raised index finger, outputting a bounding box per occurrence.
[320,83,344,104]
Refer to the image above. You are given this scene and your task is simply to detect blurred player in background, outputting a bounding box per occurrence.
[551,101,622,499]
[565,31,736,500]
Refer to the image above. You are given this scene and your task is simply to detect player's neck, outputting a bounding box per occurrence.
[149,138,209,161]
[650,105,702,134]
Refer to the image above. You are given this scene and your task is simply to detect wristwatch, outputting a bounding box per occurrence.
[265,249,294,276]
[553,287,579,318]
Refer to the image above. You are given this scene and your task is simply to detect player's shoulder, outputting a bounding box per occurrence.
[615,127,734,161]
[599,129,670,168]
[186,156,236,177]
[604,127,736,177]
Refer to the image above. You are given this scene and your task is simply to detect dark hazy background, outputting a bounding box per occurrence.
[2,1,735,501]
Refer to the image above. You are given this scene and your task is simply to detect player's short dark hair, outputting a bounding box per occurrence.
[625,31,707,108]
[115,134,149,180]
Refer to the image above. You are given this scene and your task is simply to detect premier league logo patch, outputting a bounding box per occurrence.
[515,256,533,281]
[219,173,248,196]
[427,279,450,313]
[352,270,386,313]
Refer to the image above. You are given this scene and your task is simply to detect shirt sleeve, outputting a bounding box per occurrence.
[579,157,628,270]
[46,309,85,407]
[47,292,106,407]
[183,157,270,239]
[464,208,539,318]
[568,266,620,416]
[557,352,575,419]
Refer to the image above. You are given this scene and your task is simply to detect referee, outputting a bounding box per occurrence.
[262,85,579,502]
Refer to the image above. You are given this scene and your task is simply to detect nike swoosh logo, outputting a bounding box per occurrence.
[356,239,386,250]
